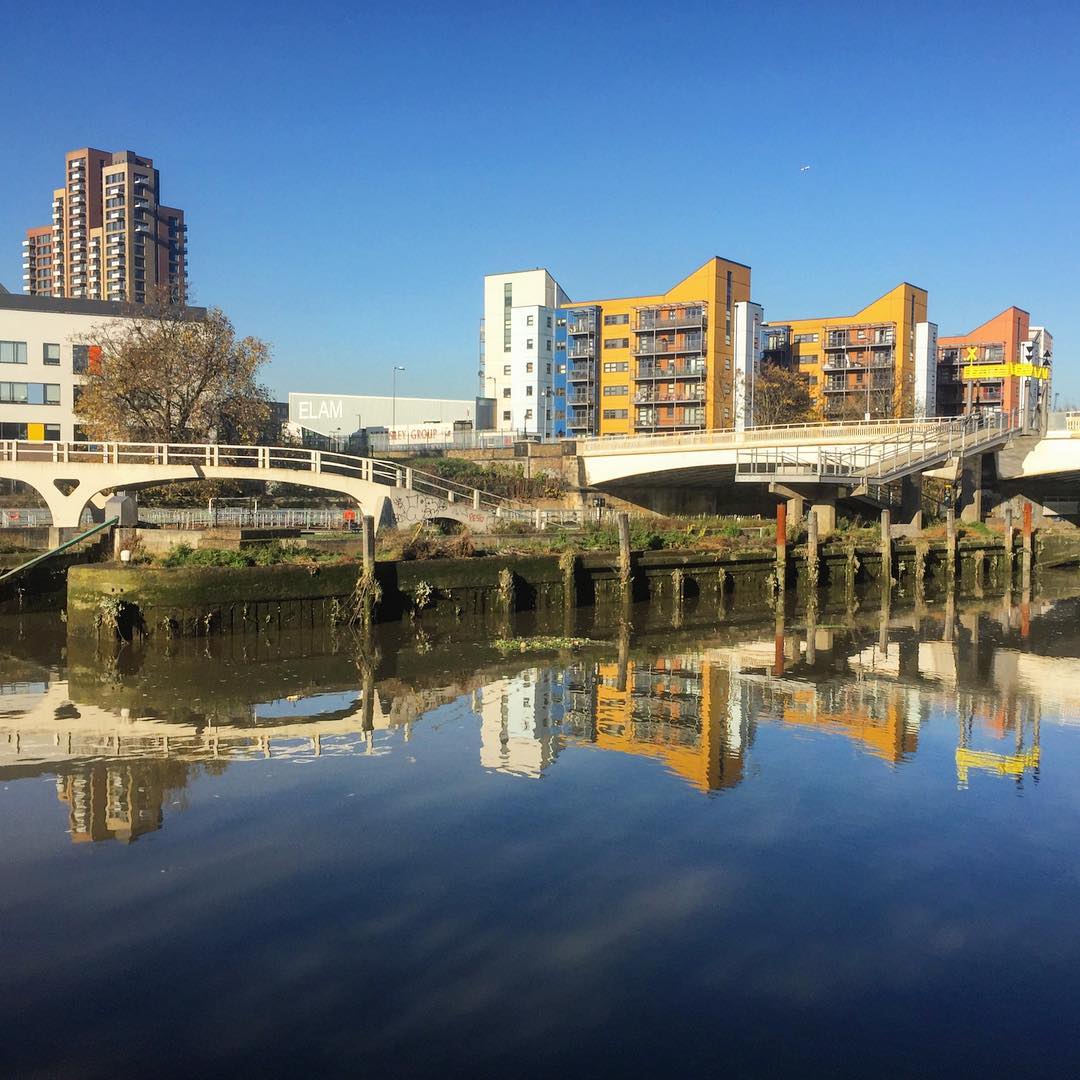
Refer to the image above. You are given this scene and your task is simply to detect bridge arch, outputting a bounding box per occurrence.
[0,443,509,532]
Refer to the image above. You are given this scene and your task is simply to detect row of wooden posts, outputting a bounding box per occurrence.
[356,506,1033,603]
[773,501,1034,596]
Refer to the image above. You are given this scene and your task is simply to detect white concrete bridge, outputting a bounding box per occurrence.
[0,441,521,531]
[577,415,1020,488]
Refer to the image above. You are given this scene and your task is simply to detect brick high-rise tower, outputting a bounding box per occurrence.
[21,147,187,304]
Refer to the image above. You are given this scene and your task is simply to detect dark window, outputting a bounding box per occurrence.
[43,344,61,366]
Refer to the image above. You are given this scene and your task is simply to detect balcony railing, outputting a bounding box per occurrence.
[567,344,595,359]
[635,307,706,331]
[823,356,895,371]
[634,388,706,404]
[636,360,706,379]
[567,318,596,334]
[633,336,704,355]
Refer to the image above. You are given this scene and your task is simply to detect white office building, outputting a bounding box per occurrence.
[0,291,205,443]
[481,269,569,436]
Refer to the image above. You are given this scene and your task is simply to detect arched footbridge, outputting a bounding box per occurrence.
[0,441,524,530]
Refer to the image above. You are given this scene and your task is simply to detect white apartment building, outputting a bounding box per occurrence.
[481,269,569,436]
[0,291,206,442]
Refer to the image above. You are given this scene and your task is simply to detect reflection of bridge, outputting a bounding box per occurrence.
[0,440,519,531]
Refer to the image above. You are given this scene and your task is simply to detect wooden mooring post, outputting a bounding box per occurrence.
[806,510,819,593]
[361,514,375,572]
[775,502,787,600]
[880,509,892,594]
[946,508,957,582]
[1022,501,1033,592]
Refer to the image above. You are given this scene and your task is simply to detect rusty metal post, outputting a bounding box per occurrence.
[1022,501,1033,592]
[775,501,787,599]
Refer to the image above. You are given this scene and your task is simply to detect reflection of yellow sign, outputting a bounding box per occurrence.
[962,363,1050,380]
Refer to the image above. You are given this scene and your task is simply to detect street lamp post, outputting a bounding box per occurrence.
[392,365,405,428]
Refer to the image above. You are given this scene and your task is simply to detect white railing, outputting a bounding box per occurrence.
[0,441,521,514]
[578,416,959,455]
[735,413,1016,484]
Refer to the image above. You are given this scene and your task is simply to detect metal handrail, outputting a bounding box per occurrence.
[733,413,1016,484]
[581,416,959,455]
[0,441,523,514]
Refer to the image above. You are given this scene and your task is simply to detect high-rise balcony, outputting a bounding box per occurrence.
[567,342,595,360]
[567,315,596,334]
[633,334,704,356]
[567,361,594,381]
[635,358,707,379]
[635,305,706,331]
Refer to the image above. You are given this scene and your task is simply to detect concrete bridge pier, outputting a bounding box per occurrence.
[899,474,923,530]
[958,453,994,524]
[771,482,840,538]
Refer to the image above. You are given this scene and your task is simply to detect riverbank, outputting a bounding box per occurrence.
[66,525,1078,640]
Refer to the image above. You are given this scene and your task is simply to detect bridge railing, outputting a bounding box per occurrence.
[735,413,1016,484]
[0,441,522,515]
[578,416,959,455]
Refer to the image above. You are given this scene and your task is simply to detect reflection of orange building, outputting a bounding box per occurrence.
[54,761,185,844]
[583,655,751,792]
[782,685,917,764]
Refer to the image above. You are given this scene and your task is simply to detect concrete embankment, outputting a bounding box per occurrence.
[66,531,1076,640]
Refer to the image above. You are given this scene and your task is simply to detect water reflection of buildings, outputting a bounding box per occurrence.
[5,597,1079,842]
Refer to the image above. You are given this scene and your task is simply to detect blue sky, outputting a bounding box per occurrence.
[1,0,1077,402]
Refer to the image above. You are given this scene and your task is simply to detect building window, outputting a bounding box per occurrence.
[502,388,511,398]
[604,313,629,326]
[526,386,534,396]
[603,361,629,373]
[502,410,511,422]
[503,365,511,375]
[43,344,61,366]
[526,362,534,373]
[604,338,629,349]
[556,317,566,328]
[504,282,512,352]
[558,364,566,375]
[527,338,534,350]
[546,316,552,328]
[603,385,629,396]
[527,315,534,326]
[545,339,551,352]
[603,409,629,419]
[0,341,28,365]
[793,333,818,344]
[524,409,533,420]
[44,384,61,405]
[0,383,29,403]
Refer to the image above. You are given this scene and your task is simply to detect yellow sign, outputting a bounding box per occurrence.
[962,363,1050,381]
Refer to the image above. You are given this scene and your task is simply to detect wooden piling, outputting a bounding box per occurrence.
[880,509,892,593]
[775,502,787,599]
[361,515,375,572]
[1022,501,1033,591]
[617,512,632,598]
[946,508,957,581]
[806,510,819,594]
[1003,507,1014,586]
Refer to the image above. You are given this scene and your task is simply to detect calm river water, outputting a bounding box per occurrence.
[4,584,1080,1077]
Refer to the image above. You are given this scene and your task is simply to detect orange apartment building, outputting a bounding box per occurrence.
[21,147,187,304]
[762,283,934,420]
[560,256,752,436]
[937,306,1052,426]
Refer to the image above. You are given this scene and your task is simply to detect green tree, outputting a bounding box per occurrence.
[750,363,817,426]
[74,292,271,444]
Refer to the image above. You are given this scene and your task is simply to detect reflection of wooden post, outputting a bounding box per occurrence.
[880,509,892,594]
[1003,507,1014,587]
[616,619,630,693]
[361,514,375,572]
[1022,501,1033,592]
[775,502,787,600]
[773,611,785,677]
[1021,592,1031,641]
[806,600,817,665]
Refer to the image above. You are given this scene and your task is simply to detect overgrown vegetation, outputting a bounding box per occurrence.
[159,541,343,568]
[401,456,567,502]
